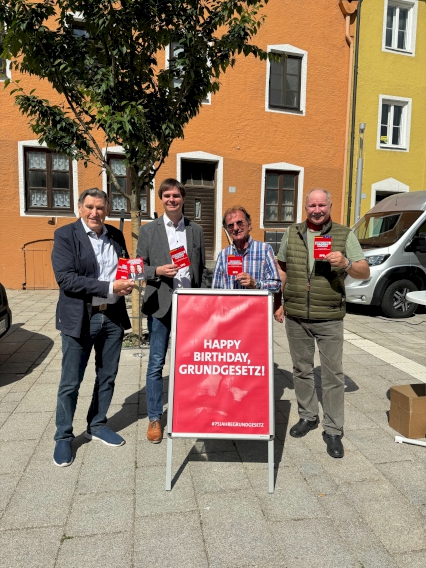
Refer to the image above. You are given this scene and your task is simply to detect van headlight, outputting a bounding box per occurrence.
[366,254,390,266]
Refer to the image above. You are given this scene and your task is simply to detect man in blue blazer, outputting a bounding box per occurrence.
[137,178,207,443]
[52,188,134,466]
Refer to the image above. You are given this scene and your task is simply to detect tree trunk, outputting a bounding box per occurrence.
[130,193,142,336]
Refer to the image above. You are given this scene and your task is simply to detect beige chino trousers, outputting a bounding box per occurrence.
[285,316,345,436]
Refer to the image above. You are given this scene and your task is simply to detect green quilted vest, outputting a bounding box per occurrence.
[284,219,351,320]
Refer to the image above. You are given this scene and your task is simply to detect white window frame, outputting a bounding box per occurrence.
[265,45,307,116]
[18,140,79,217]
[0,59,11,81]
[260,161,304,229]
[0,23,11,81]
[377,95,412,152]
[165,43,211,105]
[102,146,155,220]
[382,0,417,57]
[371,177,409,209]
[176,150,223,258]
[64,10,86,32]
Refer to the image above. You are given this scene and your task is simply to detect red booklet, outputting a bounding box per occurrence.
[170,246,191,268]
[115,258,145,280]
[313,236,332,259]
[227,255,243,275]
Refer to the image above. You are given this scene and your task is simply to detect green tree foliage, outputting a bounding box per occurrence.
[0,0,269,244]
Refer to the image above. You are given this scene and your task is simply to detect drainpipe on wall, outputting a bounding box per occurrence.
[346,0,363,227]
[339,0,359,225]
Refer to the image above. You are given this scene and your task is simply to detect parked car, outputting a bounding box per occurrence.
[0,283,12,338]
[346,191,426,318]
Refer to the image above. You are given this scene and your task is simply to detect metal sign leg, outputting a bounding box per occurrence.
[395,435,426,448]
[268,439,275,494]
[165,437,173,490]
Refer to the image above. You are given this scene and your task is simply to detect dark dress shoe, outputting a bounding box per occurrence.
[322,432,344,458]
[289,416,319,438]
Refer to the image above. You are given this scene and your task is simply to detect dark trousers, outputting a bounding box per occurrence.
[54,311,124,441]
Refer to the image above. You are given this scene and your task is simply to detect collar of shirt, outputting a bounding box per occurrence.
[80,217,107,238]
[162,213,191,290]
[231,236,253,256]
[163,212,185,231]
[80,219,118,305]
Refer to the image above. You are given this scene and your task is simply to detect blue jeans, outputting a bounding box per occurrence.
[146,314,171,421]
[54,312,124,441]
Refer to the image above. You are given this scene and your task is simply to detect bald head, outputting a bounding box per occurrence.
[305,188,332,206]
[305,189,332,226]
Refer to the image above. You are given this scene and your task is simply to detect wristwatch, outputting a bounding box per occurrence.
[344,258,352,271]
[255,281,262,289]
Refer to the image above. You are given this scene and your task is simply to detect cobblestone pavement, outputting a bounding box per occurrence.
[1,289,426,568]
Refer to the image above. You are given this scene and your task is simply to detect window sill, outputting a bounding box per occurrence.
[266,106,304,116]
[109,214,131,220]
[23,211,77,217]
[378,145,409,152]
[383,47,414,57]
[263,223,294,229]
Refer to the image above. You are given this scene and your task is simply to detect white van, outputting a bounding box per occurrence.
[346,191,426,318]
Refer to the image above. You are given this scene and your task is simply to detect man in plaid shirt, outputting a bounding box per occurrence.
[212,205,281,292]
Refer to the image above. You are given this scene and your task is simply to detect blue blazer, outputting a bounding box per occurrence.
[52,219,131,338]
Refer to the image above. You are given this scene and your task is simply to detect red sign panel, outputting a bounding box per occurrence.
[171,293,270,436]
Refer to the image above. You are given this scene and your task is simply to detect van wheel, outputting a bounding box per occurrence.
[381,280,418,318]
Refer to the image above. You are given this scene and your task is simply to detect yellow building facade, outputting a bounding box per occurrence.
[346,0,426,224]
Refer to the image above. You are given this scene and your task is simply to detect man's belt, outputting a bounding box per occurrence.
[89,303,108,313]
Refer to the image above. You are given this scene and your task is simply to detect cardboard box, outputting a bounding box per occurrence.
[389,384,426,439]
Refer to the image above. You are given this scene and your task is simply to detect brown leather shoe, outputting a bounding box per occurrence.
[147,420,163,443]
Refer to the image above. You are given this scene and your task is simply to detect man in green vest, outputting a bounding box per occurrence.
[276,188,369,458]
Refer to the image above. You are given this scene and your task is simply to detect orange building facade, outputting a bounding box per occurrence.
[0,0,355,289]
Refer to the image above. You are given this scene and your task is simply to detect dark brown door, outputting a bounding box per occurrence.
[181,160,216,260]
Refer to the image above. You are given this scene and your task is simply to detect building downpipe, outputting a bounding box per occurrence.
[339,0,359,225]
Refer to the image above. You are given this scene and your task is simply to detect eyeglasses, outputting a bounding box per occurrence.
[226,220,246,231]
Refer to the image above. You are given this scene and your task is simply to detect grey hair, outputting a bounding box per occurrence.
[78,188,109,207]
[222,205,251,229]
[305,188,332,205]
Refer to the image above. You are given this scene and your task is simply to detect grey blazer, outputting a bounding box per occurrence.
[136,216,207,318]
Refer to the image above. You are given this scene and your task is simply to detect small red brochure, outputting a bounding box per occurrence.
[116,258,130,280]
[115,258,145,280]
[313,236,332,259]
[170,246,191,268]
[227,255,243,275]
[127,258,145,280]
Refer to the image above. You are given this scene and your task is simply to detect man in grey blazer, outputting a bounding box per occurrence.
[137,178,207,442]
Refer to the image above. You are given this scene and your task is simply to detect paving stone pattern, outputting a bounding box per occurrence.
[1,290,426,567]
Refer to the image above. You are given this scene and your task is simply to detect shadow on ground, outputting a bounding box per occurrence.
[0,323,54,387]
[105,361,360,488]
[106,362,292,489]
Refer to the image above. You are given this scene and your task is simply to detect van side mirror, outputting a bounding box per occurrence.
[406,234,426,253]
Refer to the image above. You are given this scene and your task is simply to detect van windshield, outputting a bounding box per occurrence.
[352,211,423,248]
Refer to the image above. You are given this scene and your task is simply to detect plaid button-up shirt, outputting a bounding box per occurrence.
[212,237,281,292]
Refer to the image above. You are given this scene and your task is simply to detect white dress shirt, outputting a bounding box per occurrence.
[163,213,191,289]
[81,219,118,305]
